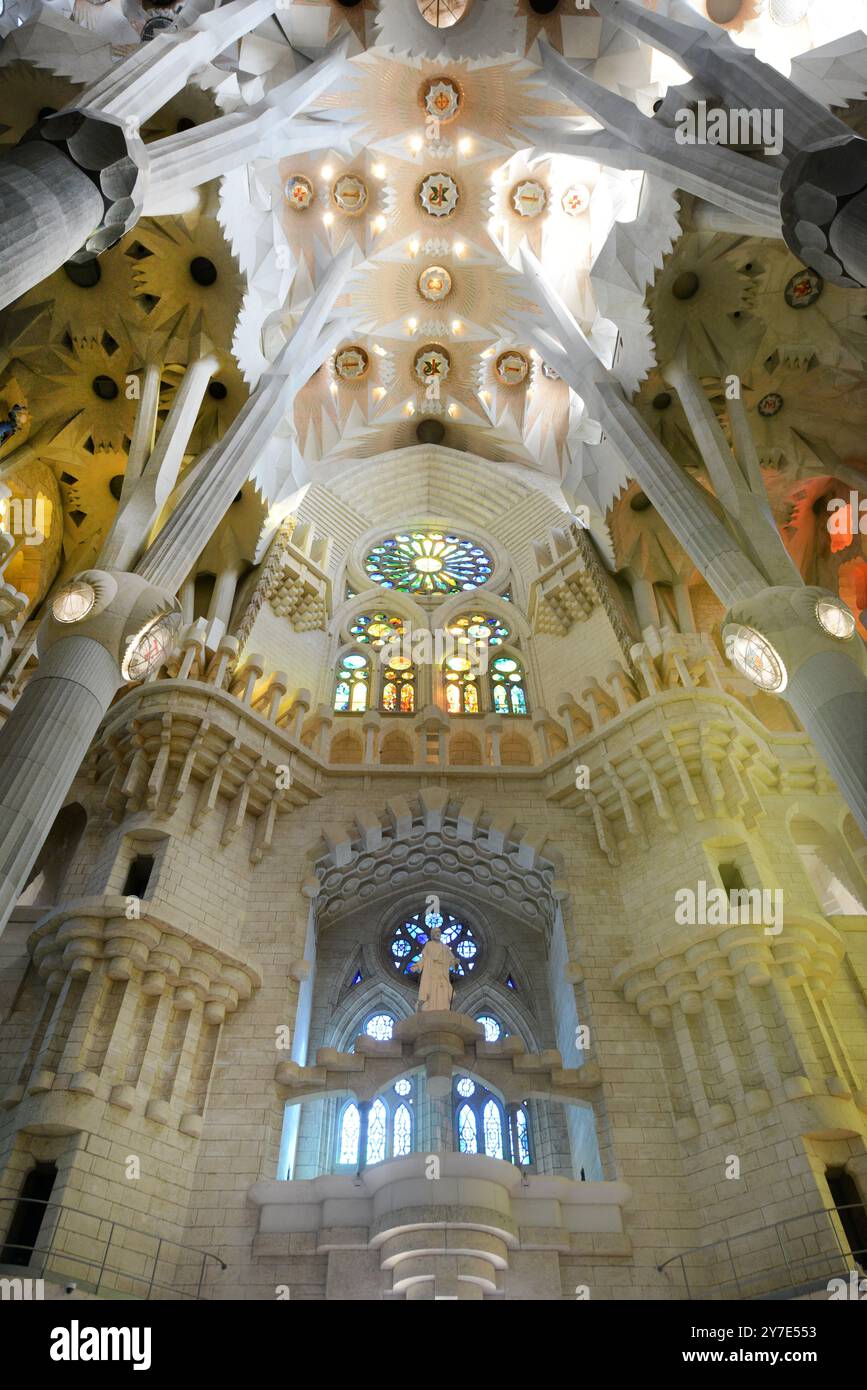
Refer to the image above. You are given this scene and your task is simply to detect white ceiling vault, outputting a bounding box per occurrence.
[4,0,867,570]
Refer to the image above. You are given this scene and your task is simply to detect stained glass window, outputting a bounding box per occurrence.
[381,656,415,715]
[367,1097,387,1164]
[476,1015,501,1042]
[483,1099,504,1160]
[458,1103,477,1153]
[387,908,479,979]
[364,1013,395,1041]
[453,1078,532,1166]
[334,652,369,713]
[446,612,510,647]
[514,1106,531,1166]
[490,655,528,716]
[349,612,406,649]
[393,1103,412,1157]
[444,656,481,715]
[338,1102,360,1165]
[365,531,492,595]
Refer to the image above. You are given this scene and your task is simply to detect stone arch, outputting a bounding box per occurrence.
[380,728,414,765]
[788,811,867,915]
[330,729,363,765]
[449,730,482,766]
[308,788,568,933]
[500,731,532,766]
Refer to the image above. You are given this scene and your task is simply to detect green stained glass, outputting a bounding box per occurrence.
[365,530,492,594]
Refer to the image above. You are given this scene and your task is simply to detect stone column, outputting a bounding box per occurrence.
[0,143,104,311]
[0,571,179,934]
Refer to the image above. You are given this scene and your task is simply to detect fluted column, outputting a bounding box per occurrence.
[0,635,118,928]
[0,143,103,311]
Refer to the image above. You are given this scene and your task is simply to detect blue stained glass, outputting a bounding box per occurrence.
[351,970,363,985]
[510,685,527,715]
[391,939,411,958]
[338,1103,360,1165]
[483,1099,504,1159]
[458,1103,477,1154]
[393,1103,412,1156]
[366,1098,387,1164]
[476,1015,500,1042]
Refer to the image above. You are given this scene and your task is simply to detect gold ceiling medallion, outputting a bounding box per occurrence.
[334,346,370,381]
[420,77,463,124]
[283,175,314,212]
[495,350,529,385]
[511,180,547,218]
[561,184,590,217]
[418,265,453,301]
[332,174,369,216]
[418,172,460,218]
[414,344,451,384]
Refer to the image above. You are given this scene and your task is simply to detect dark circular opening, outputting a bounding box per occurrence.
[109,475,125,501]
[672,271,700,301]
[337,0,364,6]
[233,491,243,504]
[92,375,118,401]
[652,391,672,411]
[706,0,742,22]
[744,262,753,271]
[652,99,664,113]
[189,257,217,287]
[38,107,57,122]
[208,381,228,400]
[176,118,196,133]
[529,0,560,12]
[416,418,445,445]
[630,492,652,512]
[63,259,101,288]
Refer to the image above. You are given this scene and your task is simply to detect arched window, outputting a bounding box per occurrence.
[490,655,528,716]
[381,656,415,714]
[333,652,370,713]
[335,1076,416,1168]
[363,1012,395,1041]
[387,908,479,979]
[349,612,406,650]
[453,1076,532,1166]
[475,1014,503,1042]
[443,656,481,714]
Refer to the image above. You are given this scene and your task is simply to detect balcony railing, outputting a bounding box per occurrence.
[0,1197,226,1300]
[658,1202,867,1300]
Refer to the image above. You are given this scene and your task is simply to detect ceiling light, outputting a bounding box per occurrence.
[816,598,856,640]
[448,403,459,418]
[451,319,462,333]
[459,137,472,154]
[409,238,420,256]
[407,318,418,332]
[410,135,423,153]
[323,211,334,226]
[373,214,386,233]
[372,386,386,401]
[321,164,334,180]
[404,400,415,416]
[372,163,386,179]
[453,241,465,256]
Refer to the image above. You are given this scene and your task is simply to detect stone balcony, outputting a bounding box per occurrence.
[249,1152,632,1299]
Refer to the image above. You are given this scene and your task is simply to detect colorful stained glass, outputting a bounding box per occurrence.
[334,653,369,713]
[446,613,510,647]
[458,1103,477,1153]
[365,531,492,594]
[446,682,461,714]
[387,910,478,977]
[483,1098,504,1159]
[393,1103,412,1156]
[381,660,415,715]
[366,1098,387,1164]
[382,681,398,713]
[338,1103,360,1165]
[349,612,405,648]
[400,682,414,713]
[491,655,527,716]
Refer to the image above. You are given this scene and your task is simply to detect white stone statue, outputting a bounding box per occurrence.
[411,926,457,1012]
